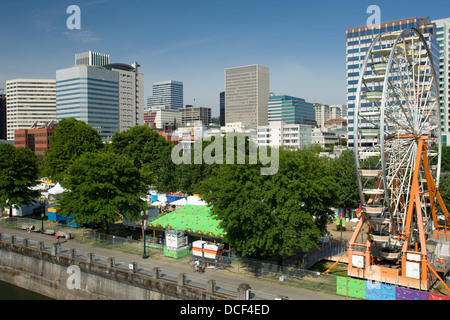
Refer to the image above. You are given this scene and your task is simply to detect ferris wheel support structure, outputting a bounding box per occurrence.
[347,28,450,291]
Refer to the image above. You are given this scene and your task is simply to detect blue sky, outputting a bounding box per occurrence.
[1,0,449,116]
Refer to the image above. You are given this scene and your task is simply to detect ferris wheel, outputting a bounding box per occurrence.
[350,28,450,290]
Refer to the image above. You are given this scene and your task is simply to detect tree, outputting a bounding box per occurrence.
[109,125,174,185]
[44,118,103,181]
[331,149,360,219]
[197,147,337,264]
[0,144,40,217]
[56,150,147,234]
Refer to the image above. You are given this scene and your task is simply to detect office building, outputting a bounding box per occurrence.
[147,80,183,110]
[56,65,119,140]
[144,108,181,129]
[329,104,347,120]
[5,79,56,141]
[220,91,225,126]
[75,51,110,66]
[0,93,6,140]
[180,106,211,126]
[268,95,315,125]
[313,103,330,128]
[257,121,312,149]
[14,121,57,156]
[311,127,339,151]
[433,18,450,145]
[346,17,439,147]
[225,64,270,128]
[103,62,144,132]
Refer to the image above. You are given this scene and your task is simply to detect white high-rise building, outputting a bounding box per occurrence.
[75,51,110,66]
[345,17,439,147]
[147,80,183,110]
[225,64,270,128]
[313,103,329,128]
[433,18,450,145]
[103,62,144,132]
[6,79,56,141]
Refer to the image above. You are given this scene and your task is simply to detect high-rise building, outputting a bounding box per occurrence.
[225,64,270,128]
[313,103,329,128]
[75,51,110,66]
[220,91,225,126]
[346,17,439,147]
[103,62,144,132]
[329,104,347,120]
[433,18,450,145]
[179,106,211,126]
[0,93,6,140]
[147,80,183,110]
[56,65,119,140]
[5,79,56,141]
[268,95,315,125]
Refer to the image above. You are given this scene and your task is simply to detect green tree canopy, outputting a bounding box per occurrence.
[197,147,337,263]
[56,150,147,233]
[44,118,104,181]
[331,149,360,218]
[109,125,174,185]
[0,144,40,217]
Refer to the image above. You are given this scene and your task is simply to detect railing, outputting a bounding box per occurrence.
[0,232,241,299]
[0,217,348,299]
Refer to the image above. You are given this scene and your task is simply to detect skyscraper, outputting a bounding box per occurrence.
[147,80,183,110]
[75,51,110,66]
[225,64,270,128]
[220,91,225,126]
[268,95,315,125]
[346,17,439,147]
[313,103,329,128]
[103,62,144,132]
[56,65,119,140]
[433,18,450,145]
[5,79,56,141]
[0,93,6,140]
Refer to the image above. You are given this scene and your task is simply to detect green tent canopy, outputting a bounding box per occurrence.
[147,204,226,238]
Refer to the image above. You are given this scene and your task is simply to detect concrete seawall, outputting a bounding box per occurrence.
[0,237,249,300]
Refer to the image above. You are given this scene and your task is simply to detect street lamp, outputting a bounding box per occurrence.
[141,210,147,259]
[40,197,46,234]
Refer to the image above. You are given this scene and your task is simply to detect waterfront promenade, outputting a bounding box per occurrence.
[0,226,342,300]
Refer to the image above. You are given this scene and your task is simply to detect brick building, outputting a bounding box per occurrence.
[14,121,57,156]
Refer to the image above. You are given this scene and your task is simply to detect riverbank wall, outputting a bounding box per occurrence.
[0,236,248,300]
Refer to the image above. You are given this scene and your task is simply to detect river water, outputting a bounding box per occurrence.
[0,280,52,300]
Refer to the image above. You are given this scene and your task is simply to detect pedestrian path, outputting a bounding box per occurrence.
[0,226,342,300]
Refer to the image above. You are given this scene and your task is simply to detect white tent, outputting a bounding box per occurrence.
[186,195,207,205]
[47,183,67,200]
[170,198,187,206]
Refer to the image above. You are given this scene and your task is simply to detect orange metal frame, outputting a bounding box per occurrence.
[344,137,450,291]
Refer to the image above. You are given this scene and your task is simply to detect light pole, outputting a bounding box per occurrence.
[141,210,147,259]
[40,197,46,234]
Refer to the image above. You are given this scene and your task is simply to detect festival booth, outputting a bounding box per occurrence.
[47,183,67,201]
[146,204,226,259]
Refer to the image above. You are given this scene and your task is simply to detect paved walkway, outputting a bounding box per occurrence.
[0,226,343,300]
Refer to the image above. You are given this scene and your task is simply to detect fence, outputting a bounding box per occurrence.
[0,217,352,297]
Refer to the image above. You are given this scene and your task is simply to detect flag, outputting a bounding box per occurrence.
[338,208,343,224]
[356,205,362,219]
